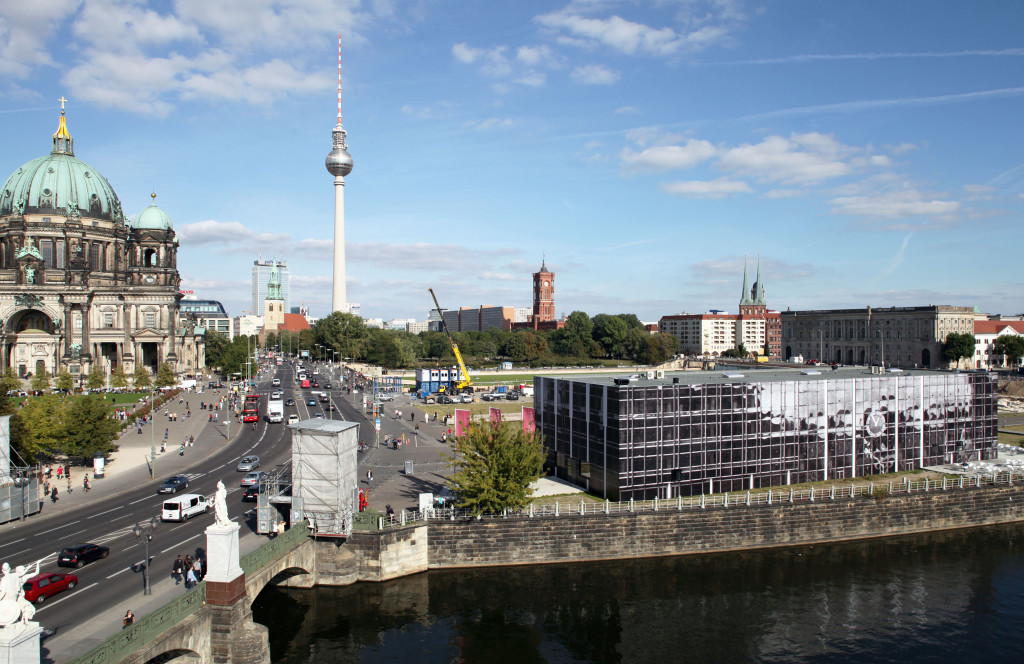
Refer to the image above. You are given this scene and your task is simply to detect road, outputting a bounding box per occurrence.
[0,360,364,661]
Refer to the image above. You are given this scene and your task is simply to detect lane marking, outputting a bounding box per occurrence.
[35,582,99,612]
[130,495,156,506]
[0,537,26,548]
[38,521,79,536]
[62,528,88,540]
[92,507,122,518]
[160,532,201,554]
[107,565,138,578]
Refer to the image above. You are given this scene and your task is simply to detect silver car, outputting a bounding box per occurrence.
[236,455,261,472]
[240,471,266,488]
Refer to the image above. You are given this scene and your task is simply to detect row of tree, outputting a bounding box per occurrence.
[8,362,179,395]
[206,311,680,372]
[942,332,1024,367]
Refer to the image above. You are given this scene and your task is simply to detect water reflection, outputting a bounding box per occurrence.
[253,524,1024,663]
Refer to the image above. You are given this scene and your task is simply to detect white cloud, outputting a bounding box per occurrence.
[830,183,960,224]
[516,45,554,66]
[614,105,640,115]
[0,0,80,78]
[716,133,853,184]
[620,139,717,171]
[763,189,803,199]
[451,42,511,77]
[571,64,620,84]
[468,117,515,130]
[661,178,753,198]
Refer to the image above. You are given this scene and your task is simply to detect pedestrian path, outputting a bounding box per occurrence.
[6,387,241,529]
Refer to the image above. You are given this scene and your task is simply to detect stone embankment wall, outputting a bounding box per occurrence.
[426,486,1024,568]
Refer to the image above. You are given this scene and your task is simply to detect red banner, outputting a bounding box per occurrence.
[489,407,502,425]
[455,409,471,437]
[522,406,535,435]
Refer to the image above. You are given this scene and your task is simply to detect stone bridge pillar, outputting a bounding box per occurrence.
[205,521,270,664]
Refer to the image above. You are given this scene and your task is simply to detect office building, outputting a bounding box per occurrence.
[535,367,997,501]
[179,293,231,337]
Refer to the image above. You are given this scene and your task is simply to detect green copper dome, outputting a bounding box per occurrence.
[0,109,124,223]
[133,193,173,231]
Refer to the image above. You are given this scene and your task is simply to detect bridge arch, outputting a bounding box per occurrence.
[141,647,201,663]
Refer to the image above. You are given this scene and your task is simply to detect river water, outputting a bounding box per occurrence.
[252,523,1024,663]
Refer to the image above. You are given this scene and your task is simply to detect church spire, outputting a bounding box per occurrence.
[52,96,74,155]
[754,253,766,306]
[739,255,752,306]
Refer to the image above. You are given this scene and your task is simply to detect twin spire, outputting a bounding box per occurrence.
[740,254,766,307]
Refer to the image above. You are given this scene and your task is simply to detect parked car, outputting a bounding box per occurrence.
[236,455,261,472]
[157,475,189,494]
[57,543,110,568]
[241,484,264,502]
[240,471,266,488]
[287,414,300,424]
[22,572,78,603]
[459,394,473,403]
[505,391,520,401]
[482,393,503,402]
[285,398,296,406]
[437,395,456,404]
[379,394,395,402]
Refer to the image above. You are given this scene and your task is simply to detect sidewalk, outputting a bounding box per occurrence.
[7,388,240,528]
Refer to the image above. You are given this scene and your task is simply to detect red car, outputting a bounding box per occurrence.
[22,572,78,604]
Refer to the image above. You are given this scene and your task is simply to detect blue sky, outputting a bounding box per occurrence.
[1,0,1022,322]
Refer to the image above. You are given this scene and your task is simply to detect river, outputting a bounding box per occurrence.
[252,523,1024,663]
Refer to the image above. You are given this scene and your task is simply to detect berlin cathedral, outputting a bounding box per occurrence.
[0,101,204,381]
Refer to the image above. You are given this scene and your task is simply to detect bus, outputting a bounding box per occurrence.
[242,394,260,423]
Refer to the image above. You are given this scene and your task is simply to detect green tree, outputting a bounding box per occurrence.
[19,395,64,458]
[641,332,679,365]
[133,364,152,389]
[61,395,120,458]
[86,365,105,389]
[155,362,176,387]
[204,328,230,368]
[993,335,1024,367]
[445,421,546,515]
[313,312,367,361]
[592,314,629,358]
[365,329,417,368]
[0,368,21,395]
[110,365,129,389]
[622,327,650,362]
[30,369,50,393]
[941,332,976,367]
[56,370,75,392]
[421,332,453,360]
[616,313,645,330]
[553,311,594,358]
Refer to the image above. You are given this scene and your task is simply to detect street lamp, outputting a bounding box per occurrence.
[149,386,156,479]
[132,516,159,595]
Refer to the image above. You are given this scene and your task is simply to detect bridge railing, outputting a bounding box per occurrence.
[365,470,1024,530]
[240,520,310,575]
[67,581,207,664]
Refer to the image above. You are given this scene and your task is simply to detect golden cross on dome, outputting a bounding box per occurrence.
[58,96,68,112]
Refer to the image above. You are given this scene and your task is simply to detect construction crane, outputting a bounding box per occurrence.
[429,287,473,393]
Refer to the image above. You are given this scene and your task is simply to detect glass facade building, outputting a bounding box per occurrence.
[536,368,998,501]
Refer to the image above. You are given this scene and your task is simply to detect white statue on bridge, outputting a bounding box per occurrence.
[0,560,41,629]
[214,480,229,527]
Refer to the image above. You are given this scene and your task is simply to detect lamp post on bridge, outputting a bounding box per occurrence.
[132,516,159,595]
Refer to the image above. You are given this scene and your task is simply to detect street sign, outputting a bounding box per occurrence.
[375,417,381,431]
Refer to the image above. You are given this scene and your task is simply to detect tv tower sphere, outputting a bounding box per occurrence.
[325,127,353,177]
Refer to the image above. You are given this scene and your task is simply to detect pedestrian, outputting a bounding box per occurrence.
[183,554,192,574]
[164,428,169,440]
[192,558,202,581]
[189,435,194,446]
[172,555,184,585]
[67,476,72,494]
[185,567,197,589]
[122,610,135,629]
[411,411,415,421]
[83,475,90,492]
[366,469,373,488]
[50,485,58,503]
[56,466,63,480]
[43,480,49,496]
[65,462,71,478]
[179,444,185,456]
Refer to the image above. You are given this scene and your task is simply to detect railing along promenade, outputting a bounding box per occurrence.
[67,522,310,664]
[365,470,1024,530]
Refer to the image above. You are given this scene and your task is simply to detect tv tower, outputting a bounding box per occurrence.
[325,34,353,314]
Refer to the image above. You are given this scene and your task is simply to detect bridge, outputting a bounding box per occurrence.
[68,522,320,664]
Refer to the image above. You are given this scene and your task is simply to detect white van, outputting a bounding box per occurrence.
[161,493,210,522]
[271,378,281,387]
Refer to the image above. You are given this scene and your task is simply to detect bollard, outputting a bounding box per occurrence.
[555,501,559,517]
[959,476,964,489]
[529,503,534,518]
[580,500,585,515]
[701,494,706,509]
[654,497,659,511]
[677,496,682,510]
[789,488,794,503]
[850,485,854,498]
[829,485,835,500]
[889,481,893,494]
[810,488,815,502]
[942,477,947,490]
[605,499,610,515]
[724,493,729,507]
[629,497,634,512]
[746,491,751,506]
[767,490,772,505]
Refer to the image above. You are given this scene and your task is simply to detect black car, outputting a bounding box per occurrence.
[157,475,189,494]
[505,391,520,401]
[437,395,456,404]
[241,484,264,502]
[325,383,332,389]
[285,398,296,406]
[57,543,110,568]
